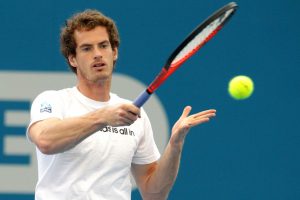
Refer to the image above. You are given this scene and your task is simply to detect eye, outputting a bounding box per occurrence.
[99,42,110,49]
[81,46,91,52]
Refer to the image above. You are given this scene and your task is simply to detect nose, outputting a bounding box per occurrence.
[94,54,102,60]
[93,48,103,60]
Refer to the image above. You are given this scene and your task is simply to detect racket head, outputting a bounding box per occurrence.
[166,2,238,70]
[146,2,238,94]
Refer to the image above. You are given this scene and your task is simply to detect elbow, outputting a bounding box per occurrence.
[141,191,170,200]
[36,138,55,155]
[141,185,171,200]
[28,121,62,155]
[32,131,59,155]
[34,132,70,155]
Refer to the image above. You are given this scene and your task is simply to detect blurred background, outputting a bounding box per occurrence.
[0,0,299,199]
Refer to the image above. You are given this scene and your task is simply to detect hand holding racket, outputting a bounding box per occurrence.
[133,2,238,107]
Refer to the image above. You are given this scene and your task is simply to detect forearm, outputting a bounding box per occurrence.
[134,107,216,199]
[142,141,183,199]
[29,110,106,154]
[29,103,140,154]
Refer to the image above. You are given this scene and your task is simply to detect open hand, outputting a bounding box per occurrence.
[170,106,216,146]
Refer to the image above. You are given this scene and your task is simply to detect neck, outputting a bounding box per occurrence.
[76,78,111,102]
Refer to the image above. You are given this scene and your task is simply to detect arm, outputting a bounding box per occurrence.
[131,106,216,200]
[28,103,140,154]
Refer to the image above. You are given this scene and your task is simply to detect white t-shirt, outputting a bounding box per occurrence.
[28,87,160,200]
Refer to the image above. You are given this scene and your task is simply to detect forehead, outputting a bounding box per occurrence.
[74,26,109,45]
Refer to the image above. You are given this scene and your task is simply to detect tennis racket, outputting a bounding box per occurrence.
[133,2,238,107]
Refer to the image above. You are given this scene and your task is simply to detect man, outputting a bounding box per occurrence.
[27,9,216,200]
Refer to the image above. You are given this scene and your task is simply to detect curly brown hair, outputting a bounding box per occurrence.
[60,9,120,73]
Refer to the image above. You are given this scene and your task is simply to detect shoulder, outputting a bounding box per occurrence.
[34,88,73,101]
[31,88,75,112]
[109,93,139,108]
[109,92,131,103]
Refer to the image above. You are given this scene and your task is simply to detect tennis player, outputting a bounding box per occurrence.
[27,9,216,200]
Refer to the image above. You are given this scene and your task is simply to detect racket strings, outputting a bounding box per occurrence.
[171,8,235,66]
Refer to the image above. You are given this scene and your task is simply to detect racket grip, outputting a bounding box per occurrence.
[133,90,152,108]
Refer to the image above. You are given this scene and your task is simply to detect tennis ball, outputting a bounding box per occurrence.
[228,75,254,100]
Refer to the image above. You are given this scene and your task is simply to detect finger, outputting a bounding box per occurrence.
[116,112,136,126]
[126,111,139,122]
[189,112,216,126]
[180,106,192,119]
[191,113,216,123]
[191,109,216,118]
[126,104,141,117]
[187,117,211,127]
[187,109,216,120]
[119,110,138,124]
[121,117,134,126]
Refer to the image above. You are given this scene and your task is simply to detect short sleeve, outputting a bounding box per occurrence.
[27,90,64,138]
[132,109,161,164]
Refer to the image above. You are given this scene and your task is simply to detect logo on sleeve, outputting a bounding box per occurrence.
[40,102,52,113]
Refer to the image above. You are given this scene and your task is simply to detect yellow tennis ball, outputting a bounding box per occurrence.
[228,75,254,100]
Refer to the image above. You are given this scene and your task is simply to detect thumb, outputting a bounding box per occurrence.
[180,106,192,119]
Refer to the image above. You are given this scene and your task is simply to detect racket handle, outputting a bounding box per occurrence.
[133,90,152,108]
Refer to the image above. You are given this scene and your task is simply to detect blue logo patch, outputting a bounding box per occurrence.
[40,102,52,113]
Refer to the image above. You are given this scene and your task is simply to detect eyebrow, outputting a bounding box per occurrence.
[78,40,110,49]
[78,44,92,49]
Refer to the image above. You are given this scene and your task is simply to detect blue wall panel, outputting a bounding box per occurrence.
[0,0,299,199]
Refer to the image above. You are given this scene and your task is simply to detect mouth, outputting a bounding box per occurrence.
[92,62,106,70]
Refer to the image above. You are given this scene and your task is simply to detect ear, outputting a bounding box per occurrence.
[113,47,118,61]
[68,55,78,69]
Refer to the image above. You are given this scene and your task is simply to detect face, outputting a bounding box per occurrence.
[68,26,118,84]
